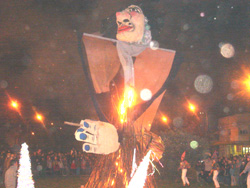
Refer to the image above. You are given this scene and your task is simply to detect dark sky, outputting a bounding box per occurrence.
[0,0,249,142]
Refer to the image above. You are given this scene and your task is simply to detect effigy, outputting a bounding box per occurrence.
[66,5,176,188]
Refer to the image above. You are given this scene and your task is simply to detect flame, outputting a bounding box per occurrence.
[119,86,136,123]
[128,150,152,188]
[111,179,115,186]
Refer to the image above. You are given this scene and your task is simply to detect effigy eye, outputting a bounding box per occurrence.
[128,7,141,14]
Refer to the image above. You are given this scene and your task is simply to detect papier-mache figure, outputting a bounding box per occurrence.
[66,4,177,187]
[74,119,120,155]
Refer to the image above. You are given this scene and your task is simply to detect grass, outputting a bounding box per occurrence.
[0,175,244,188]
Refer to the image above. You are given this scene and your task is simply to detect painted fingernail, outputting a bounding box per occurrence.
[80,133,87,140]
[77,128,84,132]
[84,122,89,128]
[84,145,90,151]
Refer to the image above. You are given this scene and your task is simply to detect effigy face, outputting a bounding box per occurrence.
[116,5,145,43]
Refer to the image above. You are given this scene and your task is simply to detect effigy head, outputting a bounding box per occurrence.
[116,5,148,43]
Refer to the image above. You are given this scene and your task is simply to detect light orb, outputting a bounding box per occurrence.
[200,12,205,17]
[190,140,199,149]
[220,43,235,58]
[140,88,152,101]
[194,74,213,94]
[173,117,183,128]
[226,93,234,100]
[149,41,159,50]
[231,80,239,89]
[0,80,8,89]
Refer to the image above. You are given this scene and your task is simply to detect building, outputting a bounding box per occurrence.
[211,113,250,157]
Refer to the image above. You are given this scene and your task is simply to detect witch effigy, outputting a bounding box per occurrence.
[65,5,177,187]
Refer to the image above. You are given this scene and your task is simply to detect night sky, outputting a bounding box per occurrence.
[0,0,249,149]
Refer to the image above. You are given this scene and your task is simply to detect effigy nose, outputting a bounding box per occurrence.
[116,11,130,22]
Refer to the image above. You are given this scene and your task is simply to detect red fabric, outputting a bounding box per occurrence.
[181,151,186,160]
[71,162,76,169]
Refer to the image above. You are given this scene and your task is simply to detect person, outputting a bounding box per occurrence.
[230,164,236,186]
[4,159,18,188]
[195,160,203,182]
[203,156,213,182]
[2,153,12,184]
[240,156,250,188]
[178,158,190,186]
[209,159,220,188]
[239,160,247,187]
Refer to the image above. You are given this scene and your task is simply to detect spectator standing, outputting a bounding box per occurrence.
[240,160,247,187]
[209,159,220,188]
[240,156,250,188]
[70,159,76,175]
[178,157,190,186]
[47,156,53,175]
[4,159,18,188]
[230,164,237,186]
[195,160,203,182]
[203,156,213,182]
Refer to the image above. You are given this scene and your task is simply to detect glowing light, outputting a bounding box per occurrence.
[17,143,35,188]
[237,70,250,98]
[188,102,196,113]
[115,162,118,166]
[10,100,19,110]
[36,114,43,121]
[119,87,136,123]
[131,148,137,178]
[128,150,151,188]
[31,132,35,136]
[243,74,250,93]
[149,41,159,50]
[190,140,199,149]
[140,88,152,101]
[161,116,168,123]
[111,179,115,186]
[194,74,213,94]
[220,43,235,58]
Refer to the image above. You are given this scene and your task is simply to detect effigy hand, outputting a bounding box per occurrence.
[74,119,120,155]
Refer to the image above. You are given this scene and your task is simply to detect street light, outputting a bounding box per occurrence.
[9,99,22,116]
[188,102,197,113]
[35,113,44,122]
[10,100,19,109]
[161,116,168,123]
[243,74,250,94]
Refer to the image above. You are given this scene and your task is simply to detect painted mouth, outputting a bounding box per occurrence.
[117,25,134,33]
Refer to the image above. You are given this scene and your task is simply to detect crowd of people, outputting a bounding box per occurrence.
[194,155,250,187]
[2,147,250,188]
[0,148,95,187]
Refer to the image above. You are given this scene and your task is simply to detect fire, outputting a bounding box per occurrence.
[119,87,136,123]
[111,179,115,186]
[128,150,152,188]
